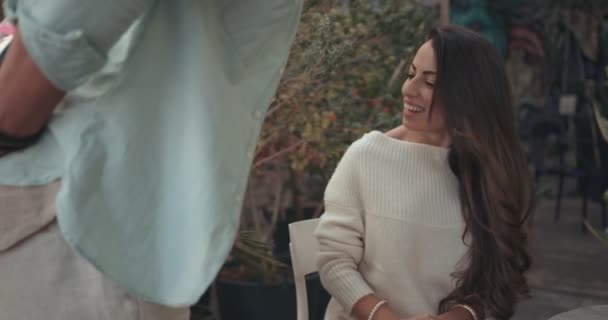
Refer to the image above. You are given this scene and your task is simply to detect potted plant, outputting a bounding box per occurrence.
[215,230,295,320]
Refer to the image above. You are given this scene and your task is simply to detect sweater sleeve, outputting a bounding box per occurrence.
[314,138,374,313]
[6,0,155,91]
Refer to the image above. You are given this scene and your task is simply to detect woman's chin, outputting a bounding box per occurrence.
[402,112,421,127]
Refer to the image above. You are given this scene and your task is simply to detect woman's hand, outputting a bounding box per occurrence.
[403,305,474,320]
[404,314,439,320]
[436,306,475,320]
[351,295,402,320]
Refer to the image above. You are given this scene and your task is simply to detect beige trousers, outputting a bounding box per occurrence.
[0,182,190,320]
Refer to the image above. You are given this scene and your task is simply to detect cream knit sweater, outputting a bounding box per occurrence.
[315,131,470,319]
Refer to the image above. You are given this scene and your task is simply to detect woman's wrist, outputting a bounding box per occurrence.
[368,299,388,320]
[371,303,401,320]
[437,304,478,320]
[352,294,401,320]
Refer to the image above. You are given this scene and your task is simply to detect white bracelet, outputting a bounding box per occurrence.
[367,300,388,320]
[452,304,479,320]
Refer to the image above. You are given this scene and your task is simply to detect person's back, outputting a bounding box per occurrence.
[0,1,303,318]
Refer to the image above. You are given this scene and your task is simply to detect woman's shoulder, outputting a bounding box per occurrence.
[347,126,449,164]
[344,130,385,155]
[341,128,399,163]
[351,126,406,153]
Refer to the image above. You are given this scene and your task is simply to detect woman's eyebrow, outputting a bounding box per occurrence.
[410,63,436,75]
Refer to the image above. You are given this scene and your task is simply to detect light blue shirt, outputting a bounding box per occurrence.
[0,0,303,306]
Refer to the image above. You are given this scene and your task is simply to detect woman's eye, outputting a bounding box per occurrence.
[407,73,415,79]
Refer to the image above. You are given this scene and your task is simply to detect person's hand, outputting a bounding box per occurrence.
[436,305,475,320]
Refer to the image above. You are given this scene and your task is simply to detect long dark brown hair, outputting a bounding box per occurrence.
[427,26,535,319]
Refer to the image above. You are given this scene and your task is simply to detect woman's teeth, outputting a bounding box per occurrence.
[404,103,424,113]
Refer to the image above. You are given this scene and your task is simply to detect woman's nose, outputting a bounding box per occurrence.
[402,79,418,98]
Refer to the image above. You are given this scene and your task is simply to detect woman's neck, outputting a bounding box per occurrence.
[394,125,451,147]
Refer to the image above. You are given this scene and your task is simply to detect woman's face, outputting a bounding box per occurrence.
[401,40,447,134]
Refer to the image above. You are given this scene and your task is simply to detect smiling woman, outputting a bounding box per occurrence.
[400,40,448,148]
[315,25,535,320]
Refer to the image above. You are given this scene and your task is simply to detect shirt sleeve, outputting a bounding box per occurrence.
[314,139,375,313]
[8,0,156,91]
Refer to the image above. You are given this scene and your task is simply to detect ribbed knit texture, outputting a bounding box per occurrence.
[315,131,470,319]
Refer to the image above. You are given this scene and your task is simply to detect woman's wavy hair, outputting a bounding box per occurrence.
[427,26,535,319]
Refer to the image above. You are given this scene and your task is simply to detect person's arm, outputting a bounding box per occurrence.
[351,294,402,320]
[10,0,155,91]
[315,140,405,320]
[0,28,64,137]
[0,0,154,154]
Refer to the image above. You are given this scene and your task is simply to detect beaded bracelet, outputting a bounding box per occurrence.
[452,304,479,320]
[367,300,388,320]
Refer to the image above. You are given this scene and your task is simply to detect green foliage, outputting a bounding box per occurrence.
[256,0,435,186]
[230,1,435,284]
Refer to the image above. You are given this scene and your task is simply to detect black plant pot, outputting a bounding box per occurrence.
[216,273,330,320]
[216,278,297,320]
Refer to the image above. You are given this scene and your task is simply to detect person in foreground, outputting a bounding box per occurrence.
[0,0,302,319]
[315,25,535,320]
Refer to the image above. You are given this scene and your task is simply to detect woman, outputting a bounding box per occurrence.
[315,25,534,320]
